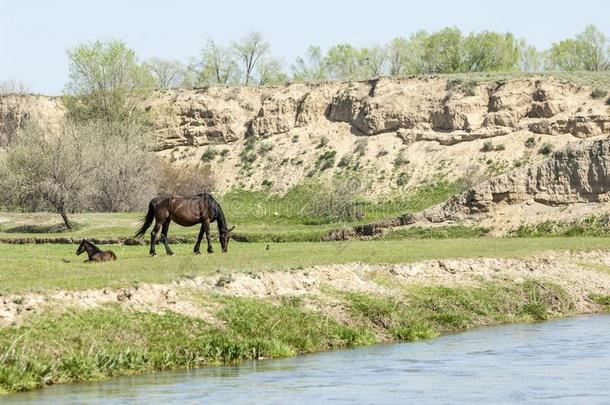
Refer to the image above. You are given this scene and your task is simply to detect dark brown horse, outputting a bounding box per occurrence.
[134,193,234,256]
[76,240,117,262]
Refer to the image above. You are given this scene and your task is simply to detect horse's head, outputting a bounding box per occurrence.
[76,239,87,255]
[220,226,235,253]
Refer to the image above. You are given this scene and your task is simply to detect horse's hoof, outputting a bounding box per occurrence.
[194,251,201,255]
[150,253,157,257]
[167,252,174,256]
[207,250,214,254]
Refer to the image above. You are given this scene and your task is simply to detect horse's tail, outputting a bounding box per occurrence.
[134,200,156,238]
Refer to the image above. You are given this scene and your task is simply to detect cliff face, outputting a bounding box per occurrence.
[144,76,609,149]
[2,76,610,203]
[404,138,610,236]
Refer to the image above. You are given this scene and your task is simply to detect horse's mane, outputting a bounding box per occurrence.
[197,193,228,233]
[82,240,101,253]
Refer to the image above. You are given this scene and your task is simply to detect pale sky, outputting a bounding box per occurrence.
[1,0,608,95]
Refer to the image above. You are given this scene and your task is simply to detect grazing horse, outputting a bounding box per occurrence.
[76,240,117,262]
[134,193,234,256]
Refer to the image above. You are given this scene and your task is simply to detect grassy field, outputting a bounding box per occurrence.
[2,237,610,294]
[0,181,464,242]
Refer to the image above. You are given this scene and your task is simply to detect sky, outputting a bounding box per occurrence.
[1,0,609,95]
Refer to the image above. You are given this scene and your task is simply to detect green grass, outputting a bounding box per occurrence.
[380,225,490,239]
[510,215,610,237]
[0,301,373,393]
[0,180,465,242]
[431,71,610,91]
[1,237,610,294]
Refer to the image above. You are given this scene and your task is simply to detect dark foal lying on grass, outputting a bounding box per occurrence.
[76,239,117,262]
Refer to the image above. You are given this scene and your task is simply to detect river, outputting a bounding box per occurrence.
[6,315,610,404]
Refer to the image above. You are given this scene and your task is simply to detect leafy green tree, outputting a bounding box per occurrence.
[197,40,240,85]
[325,44,365,80]
[462,31,519,72]
[64,40,154,122]
[360,45,388,77]
[517,39,543,72]
[419,27,463,73]
[387,38,412,75]
[549,25,609,71]
[144,57,186,88]
[256,57,288,85]
[232,32,270,85]
[291,46,328,82]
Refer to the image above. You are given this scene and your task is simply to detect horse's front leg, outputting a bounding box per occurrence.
[194,222,205,254]
[204,219,213,254]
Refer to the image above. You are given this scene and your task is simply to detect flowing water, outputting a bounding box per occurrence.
[6,315,610,404]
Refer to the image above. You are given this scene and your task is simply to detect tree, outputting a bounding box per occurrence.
[232,32,270,85]
[65,39,154,122]
[576,25,609,70]
[256,57,288,85]
[517,39,543,72]
[0,120,159,227]
[197,40,239,85]
[291,46,328,82]
[462,31,519,72]
[90,121,158,212]
[0,122,98,228]
[419,27,463,73]
[144,57,186,88]
[387,38,410,75]
[325,44,365,80]
[360,45,388,77]
[549,25,609,71]
[0,80,30,147]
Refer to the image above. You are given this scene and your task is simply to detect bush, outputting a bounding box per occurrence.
[481,141,494,152]
[396,172,410,186]
[494,143,505,151]
[524,137,536,148]
[201,147,217,162]
[393,150,410,167]
[591,88,608,99]
[538,143,553,156]
[157,160,215,195]
[317,150,337,170]
[446,79,477,96]
[307,179,363,222]
[258,141,274,155]
[316,136,329,149]
[354,140,367,157]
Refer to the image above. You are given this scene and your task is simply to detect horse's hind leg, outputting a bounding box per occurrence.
[161,221,174,256]
[150,221,162,256]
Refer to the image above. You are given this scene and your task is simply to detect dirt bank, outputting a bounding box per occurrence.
[2,250,609,328]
